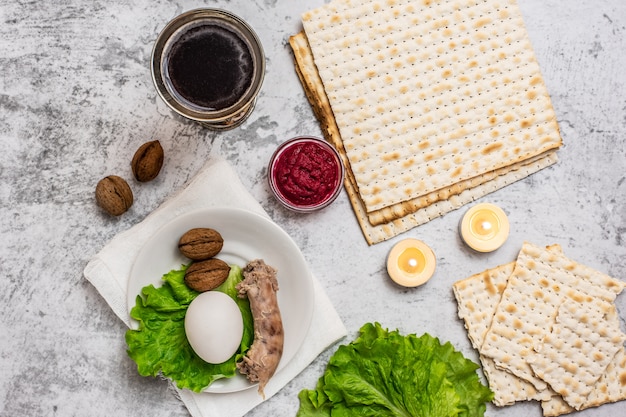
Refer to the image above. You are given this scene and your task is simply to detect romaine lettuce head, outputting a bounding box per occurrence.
[297,322,493,417]
[125,264,253,392]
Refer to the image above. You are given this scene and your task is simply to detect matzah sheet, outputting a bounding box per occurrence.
[454,243,626,413]
[542,346,626,416]
[302,0,562,214]
[453,261,554,406]
[289,30,558,244]
[480,242,626,391]
[529,299,625,410]
[540,304,626,416]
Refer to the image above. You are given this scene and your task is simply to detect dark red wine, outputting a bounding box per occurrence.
[167,23,254,110]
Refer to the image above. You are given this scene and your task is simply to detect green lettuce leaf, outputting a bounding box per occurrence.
[297,322,493,417]
[125,264,253,392]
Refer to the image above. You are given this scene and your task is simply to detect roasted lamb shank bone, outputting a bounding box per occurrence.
[236,259,284,398]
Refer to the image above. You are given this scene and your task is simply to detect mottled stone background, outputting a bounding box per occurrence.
[0,1,625,416]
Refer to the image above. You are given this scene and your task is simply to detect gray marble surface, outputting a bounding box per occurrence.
[1,0,625,416]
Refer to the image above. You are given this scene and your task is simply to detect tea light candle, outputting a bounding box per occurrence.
[386,238,436,287]
[460,203,510,252]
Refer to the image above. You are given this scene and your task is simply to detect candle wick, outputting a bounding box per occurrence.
[482,221,492,231]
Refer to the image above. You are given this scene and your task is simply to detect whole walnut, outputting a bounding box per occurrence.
[185,258,231,292]
[95,175,133,216]
[178,228,224,260]
[131,140,164,182]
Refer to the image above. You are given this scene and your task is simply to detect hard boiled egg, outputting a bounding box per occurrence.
[184,291,244,364]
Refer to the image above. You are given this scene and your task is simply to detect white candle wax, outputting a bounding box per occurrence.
[460,203,510,252]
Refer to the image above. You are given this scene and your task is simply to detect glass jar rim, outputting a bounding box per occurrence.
[268,136,345,213]
[151,8,265,126]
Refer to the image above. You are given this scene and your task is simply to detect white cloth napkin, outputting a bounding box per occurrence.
[83,156,347,417]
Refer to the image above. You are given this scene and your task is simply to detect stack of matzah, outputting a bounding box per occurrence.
[453,242,626,415]
[290,0,562,244]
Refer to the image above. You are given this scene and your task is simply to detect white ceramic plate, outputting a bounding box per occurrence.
[127,207,315,393]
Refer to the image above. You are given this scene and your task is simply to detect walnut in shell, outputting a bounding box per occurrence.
[131,140,164,182]
[95,175,133,216]
[185,258,231,292]
[178,228,224,260]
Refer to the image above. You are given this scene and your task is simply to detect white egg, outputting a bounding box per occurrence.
[184,291,244,364]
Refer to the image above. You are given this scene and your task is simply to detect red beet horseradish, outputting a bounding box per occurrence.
[268,137,344,212]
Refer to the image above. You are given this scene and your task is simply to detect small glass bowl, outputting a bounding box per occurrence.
[268,136,344,212]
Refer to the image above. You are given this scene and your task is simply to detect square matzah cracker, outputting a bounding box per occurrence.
[480,242,626,391]
[302,0,562,214]
[542,347,626,416]
[529,299,626,410]
[453,261,554,406]
[289,30,558,244]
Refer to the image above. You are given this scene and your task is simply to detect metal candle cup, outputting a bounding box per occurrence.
[151,9,265,130]
[460,203,510,252]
